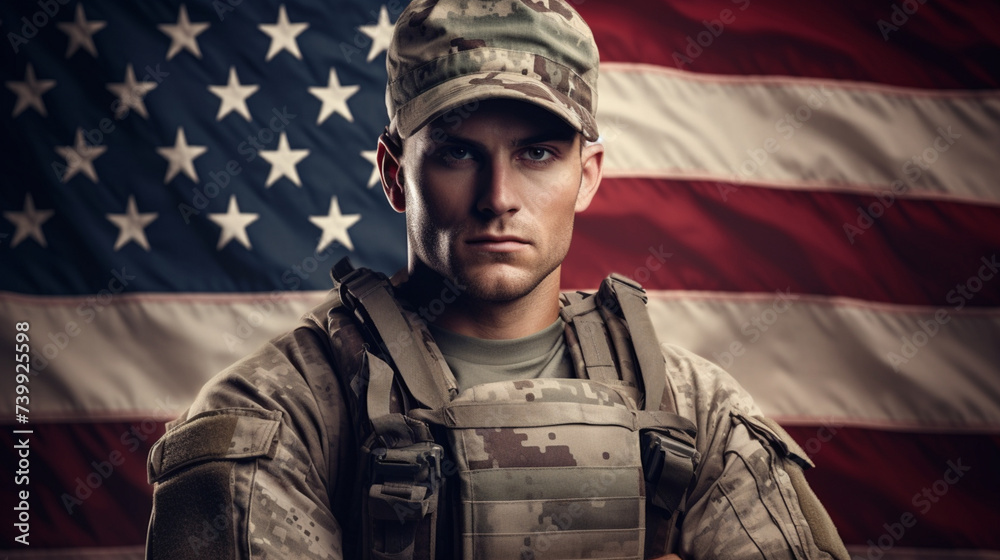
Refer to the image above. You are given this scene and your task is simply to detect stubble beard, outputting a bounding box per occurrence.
[410,222,568,305]
[454,253,561,303]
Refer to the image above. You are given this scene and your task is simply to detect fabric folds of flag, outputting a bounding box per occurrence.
[1,0,998,558]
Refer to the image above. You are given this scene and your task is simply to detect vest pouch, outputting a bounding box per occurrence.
[414,378,649,560]
[361,437,445,560]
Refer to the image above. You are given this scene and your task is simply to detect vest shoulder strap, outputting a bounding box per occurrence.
[561,273,676,413]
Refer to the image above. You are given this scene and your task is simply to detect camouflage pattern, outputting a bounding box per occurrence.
[145,291,357,560]
[436,379,646,559]
[145,287,848,559]
[386,0,600,140]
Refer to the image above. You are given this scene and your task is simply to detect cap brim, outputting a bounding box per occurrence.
[392,71,599,142]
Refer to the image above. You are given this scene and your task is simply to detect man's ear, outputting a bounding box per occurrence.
[377,132,406,213]
[575,140,604,212]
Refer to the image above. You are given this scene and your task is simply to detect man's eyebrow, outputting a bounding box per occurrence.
[434,129,577,149]
[436,134,485,151]
[513,129,577,147]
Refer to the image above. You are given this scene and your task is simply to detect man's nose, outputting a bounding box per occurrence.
[476,158,522,217]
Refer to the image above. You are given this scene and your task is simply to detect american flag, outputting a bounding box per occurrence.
[1,0,998,558]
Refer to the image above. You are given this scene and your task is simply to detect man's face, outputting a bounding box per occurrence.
[383,99,603,302]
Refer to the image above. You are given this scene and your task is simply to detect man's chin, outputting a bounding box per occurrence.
[454,261,560,303]
[456,265,538,303]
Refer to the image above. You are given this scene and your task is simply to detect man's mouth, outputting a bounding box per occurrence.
[466,235,530,252]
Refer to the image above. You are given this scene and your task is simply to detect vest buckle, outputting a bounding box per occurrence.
[641,429,700,515]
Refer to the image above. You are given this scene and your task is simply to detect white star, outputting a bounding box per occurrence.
[309,196,361,252]
[208,66,258,121]
[3,193,54,248]
[360,149,379,188]
[259,132,309,187]
[358,6,395,62]
[55,128,107,183]
[158,4,210,60]
[106,195,158,251]
[106,64,158,119]
[258,5,309,61]
[309,68,360,125]
[57,4,106,58]
[208,195,259,250]
[157,127,208,183]
[6,64,57,117]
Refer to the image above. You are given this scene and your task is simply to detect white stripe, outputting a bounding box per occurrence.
[0,290,327,420]
[647,291,1000,431]
[6,289,999,430]
[597,63,1000,204]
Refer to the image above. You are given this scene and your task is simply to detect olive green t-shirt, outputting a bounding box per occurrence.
[427,319,573,393]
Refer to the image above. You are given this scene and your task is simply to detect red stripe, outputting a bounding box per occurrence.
[565,178,1000,306]
[0,421,164,549]
[578,0,1000,89]
[782,425,1000,550]
[3,424,996,552]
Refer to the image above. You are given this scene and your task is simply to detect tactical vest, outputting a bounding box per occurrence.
[317,259,699,560]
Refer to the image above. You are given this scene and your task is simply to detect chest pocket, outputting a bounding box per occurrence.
[415,378,653,560]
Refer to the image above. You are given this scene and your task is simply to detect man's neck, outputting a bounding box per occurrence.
[399,266,562,340]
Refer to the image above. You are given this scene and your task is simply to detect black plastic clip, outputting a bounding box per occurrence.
[641,429,699,515]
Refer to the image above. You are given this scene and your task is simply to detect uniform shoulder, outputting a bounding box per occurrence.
[658,342,763,433]
[178,325,330,418]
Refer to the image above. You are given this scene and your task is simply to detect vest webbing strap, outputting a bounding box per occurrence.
[559,295,620,386]
[366,350,423,448]
[339,267,453,411]
[604,274,674,413]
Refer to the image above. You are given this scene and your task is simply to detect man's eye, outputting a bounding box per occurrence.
[522,147,553,162]
[443,147,473,161]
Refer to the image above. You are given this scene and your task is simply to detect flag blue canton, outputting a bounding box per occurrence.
[1,0,407,295]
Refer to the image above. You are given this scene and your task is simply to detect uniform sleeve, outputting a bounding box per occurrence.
[145,326,357,560]
[661,344,849,560]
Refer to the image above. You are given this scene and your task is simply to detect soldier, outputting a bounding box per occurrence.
[145,0,849,559]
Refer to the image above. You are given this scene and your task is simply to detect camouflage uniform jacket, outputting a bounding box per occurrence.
[145,289,848,559]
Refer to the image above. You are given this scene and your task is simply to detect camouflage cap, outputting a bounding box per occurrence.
[386,0,600,141]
